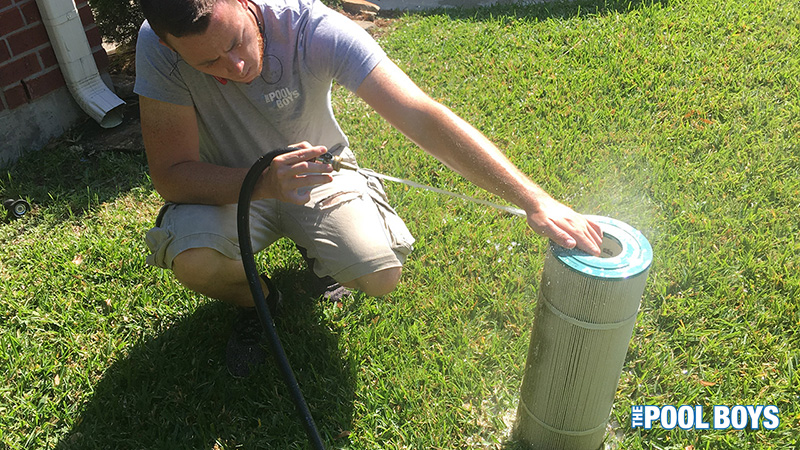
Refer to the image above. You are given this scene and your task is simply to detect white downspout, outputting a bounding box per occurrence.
[35,0,125,128]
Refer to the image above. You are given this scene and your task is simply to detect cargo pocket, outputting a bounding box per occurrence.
[145,226,175,269]
[144,203,180,269]
[363,172,415,258]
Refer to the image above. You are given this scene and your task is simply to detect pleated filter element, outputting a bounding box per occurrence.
[513,216,653,450]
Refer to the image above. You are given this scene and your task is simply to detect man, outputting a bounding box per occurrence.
[135,0,603,377]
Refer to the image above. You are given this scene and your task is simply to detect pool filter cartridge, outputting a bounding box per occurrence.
[513,216,653,450]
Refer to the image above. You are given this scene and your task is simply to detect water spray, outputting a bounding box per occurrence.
[318,152,526,217]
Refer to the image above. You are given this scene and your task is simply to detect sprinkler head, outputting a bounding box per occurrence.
[4,199,31,220]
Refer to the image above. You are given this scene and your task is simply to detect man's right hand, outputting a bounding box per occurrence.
[255,142,334,204]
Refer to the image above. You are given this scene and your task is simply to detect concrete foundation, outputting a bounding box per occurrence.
[0,86,84,167]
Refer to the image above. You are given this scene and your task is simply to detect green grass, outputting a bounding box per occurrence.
[2,0,799,448]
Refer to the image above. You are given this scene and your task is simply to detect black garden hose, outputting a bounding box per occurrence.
[237,147,326,450]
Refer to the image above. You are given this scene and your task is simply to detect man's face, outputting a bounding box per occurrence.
[164,0,264,83]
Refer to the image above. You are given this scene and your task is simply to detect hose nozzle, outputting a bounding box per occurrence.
[318,153,359,171]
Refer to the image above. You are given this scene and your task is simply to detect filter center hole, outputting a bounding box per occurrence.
[599,233,624,258]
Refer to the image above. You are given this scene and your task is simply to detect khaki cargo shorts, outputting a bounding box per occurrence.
[145,156,415,283]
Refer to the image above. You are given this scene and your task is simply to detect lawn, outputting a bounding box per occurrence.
[1,0,798,448]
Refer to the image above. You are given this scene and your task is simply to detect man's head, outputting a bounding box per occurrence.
[139,0,216,41]
[140,0,264,83]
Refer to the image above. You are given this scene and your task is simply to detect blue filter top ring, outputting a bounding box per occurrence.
[549,215,653,280]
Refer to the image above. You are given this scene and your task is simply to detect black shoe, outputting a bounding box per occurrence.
[260,274,284,315]
[315,278,351,303]
[225,276,283,378]
[295,245,352,302]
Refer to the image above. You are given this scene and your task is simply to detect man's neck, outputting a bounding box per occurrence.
[246,0,264,35]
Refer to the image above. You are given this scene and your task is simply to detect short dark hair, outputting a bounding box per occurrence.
[139,0,218,41]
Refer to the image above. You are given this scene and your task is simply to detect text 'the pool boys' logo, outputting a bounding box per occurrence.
[631,405,780,430]
[264,87,300,109]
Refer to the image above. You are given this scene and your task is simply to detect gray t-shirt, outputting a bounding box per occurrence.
[134,0,386,168]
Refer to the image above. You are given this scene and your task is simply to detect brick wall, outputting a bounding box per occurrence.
[0,0,109,113]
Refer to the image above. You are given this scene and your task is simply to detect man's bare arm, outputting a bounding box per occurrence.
[356,59,602,255]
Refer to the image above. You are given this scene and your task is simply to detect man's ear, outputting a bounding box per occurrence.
[236,0,249,9]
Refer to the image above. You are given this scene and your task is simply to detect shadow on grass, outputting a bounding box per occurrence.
[4,94,356,449]
[54,268,356,449]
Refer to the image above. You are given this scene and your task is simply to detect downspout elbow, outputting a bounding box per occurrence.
[35,0,125,128]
